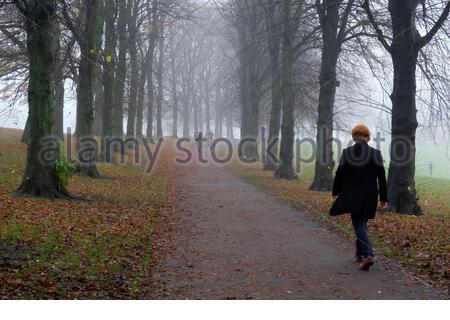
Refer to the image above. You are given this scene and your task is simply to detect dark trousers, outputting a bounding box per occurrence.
[351,214,373,257]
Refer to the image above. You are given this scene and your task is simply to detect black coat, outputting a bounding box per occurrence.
[330,142,388,219]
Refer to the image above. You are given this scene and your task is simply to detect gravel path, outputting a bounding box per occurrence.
[150,163,444,299]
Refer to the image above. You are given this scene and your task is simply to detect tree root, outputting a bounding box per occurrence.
[275,165,298,180]
[14,183,84,201]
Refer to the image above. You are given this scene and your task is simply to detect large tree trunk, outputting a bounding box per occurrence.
[76,0,102,178]
[363,0,450,214]
[275,0,297,180]
[386,0,422,214]
[101,0,116,161]
[310,0,340,191]
[16,0,72,199]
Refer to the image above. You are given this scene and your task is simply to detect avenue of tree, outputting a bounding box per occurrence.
[1,0,449,214]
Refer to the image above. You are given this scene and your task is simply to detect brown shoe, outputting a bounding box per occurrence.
[359,256,374,271]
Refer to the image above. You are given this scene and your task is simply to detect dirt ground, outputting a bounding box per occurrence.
[149,161,445,300]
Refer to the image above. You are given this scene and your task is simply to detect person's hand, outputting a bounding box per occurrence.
[380,202,388,210]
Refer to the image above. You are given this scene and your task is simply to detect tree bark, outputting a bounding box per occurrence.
[275,0,297,180]
[310,0,341,191]
[198,84,203,133]
[94,74,103,136]
[182,93,190,138]
[126,2,139,139]
[76,0,102,178]
[54,38,65,141]
[263,0,282,171]
[215,86,223,137]
[226,107,234,140]
[193,90,199,133]
[156,33,164,138]
[146,0,158,141]
[112,0,130,139]
[147,60,155,141]
[237,0,260,160]
[15,0,72,198]
[101,0,116,161]
[169,40,179,138]
[205,77,211,134]
[136,51,151,139]
[21,116,30,144]
[386,0,421,214]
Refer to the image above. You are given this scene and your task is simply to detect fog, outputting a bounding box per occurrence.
[0,0,449,180]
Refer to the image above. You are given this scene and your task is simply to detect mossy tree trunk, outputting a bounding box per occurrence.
[15,0,72,199]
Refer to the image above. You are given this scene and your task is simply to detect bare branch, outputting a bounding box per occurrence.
[416,0,450,49]
[362,0,392,53]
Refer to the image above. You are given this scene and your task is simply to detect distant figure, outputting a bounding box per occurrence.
[194,132,203,142]
[429,162,433,177]
[206,129,214,143]
[330,125,388,271]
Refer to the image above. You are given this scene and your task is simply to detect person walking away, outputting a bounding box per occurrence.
[330,125,388,271]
